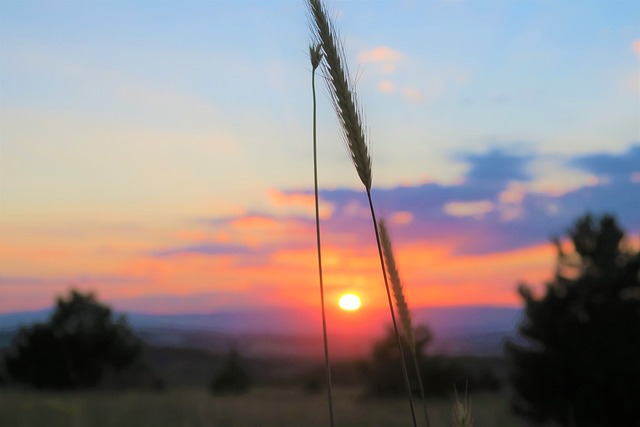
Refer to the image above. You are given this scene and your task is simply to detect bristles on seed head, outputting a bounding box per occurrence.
[307,0,372,190]
[453,386,474,427]
[378,218,415,352]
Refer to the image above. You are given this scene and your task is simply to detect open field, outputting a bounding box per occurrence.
[0,386,526,427]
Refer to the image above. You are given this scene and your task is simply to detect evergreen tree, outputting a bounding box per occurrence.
[506,213,640,426]
[5,290,141,389]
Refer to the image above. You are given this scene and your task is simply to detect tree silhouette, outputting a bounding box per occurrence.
[506,213,640,426]
[5,290,141,389]
[363,325,500,397]
[210,349,252,394]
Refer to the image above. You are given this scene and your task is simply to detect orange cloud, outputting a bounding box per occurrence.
[231,215,279,229]
[632,40,640,56]
[1,227,559,314]
[390,241,555,307]
[269,189,315,208]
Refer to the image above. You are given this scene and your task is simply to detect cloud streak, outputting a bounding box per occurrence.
[3,144,638,313]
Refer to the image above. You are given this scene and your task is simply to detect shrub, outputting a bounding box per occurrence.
[362,325,500,397]
[5,290,142,389]
[210,349,252,394]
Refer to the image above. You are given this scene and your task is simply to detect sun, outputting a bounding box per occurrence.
[338,293,361,311]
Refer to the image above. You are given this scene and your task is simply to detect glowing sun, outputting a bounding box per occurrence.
[339,294,361,311]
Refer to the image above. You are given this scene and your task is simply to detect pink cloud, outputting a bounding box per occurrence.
[390,211,413,225]
[377,79,395,94]
[230,215,279,229]
[358,46,404,75]
[358,46,404,63]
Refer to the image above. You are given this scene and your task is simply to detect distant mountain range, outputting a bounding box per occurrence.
[0,305,524,357]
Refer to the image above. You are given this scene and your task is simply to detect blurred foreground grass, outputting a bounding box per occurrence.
[0,387,522,427]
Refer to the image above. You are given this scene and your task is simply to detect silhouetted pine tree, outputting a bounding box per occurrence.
[506,213,640,427]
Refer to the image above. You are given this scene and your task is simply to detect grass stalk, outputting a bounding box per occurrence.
[307,0,417,425]
[366,195,418,427]
[310,43,335,427]
[378,218,431,427]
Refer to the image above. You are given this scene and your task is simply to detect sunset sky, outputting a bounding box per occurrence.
[1,0,639,315]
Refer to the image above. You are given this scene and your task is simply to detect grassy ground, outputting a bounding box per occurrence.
[0,386,524,427]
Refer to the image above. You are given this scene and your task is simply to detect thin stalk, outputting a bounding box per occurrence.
[310,44,334,427]
[366,190,418,427]
[412,352,431,427]
[307,1,417,424]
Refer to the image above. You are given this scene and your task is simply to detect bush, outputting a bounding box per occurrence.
[210,349,252,394]
[362,325,500,397]
[5,290,142,389]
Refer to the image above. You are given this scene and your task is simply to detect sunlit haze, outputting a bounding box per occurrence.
[1,0,638,315]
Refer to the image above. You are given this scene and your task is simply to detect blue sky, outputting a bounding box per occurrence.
[0,0,638,313]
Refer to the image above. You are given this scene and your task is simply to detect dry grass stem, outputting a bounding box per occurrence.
[307,1,417,426]
[309,42,334,427]
[307,0,372,191]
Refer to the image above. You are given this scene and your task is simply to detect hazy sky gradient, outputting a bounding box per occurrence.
[1,0,638,313]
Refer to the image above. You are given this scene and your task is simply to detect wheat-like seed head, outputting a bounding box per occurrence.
[307,0,372,191]
[378,218,415,353]
[309,43,323,71]
[453,386,474,427]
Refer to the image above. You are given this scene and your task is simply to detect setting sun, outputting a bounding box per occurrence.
[339,294,361,311]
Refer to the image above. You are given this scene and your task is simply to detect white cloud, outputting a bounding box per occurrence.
[528,157,597,196]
